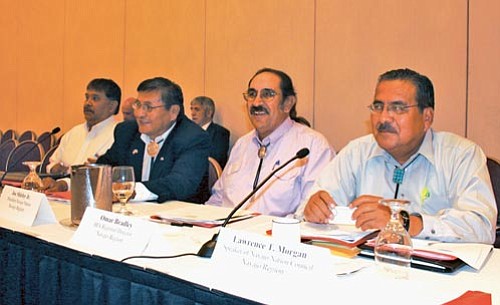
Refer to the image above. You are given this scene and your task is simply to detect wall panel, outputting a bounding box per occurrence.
[315,0,467,152]
[63,0,125,131]
[124,0,205,109]
[16,0,65,137]
[205,0,315,143]
[468,0,500,159]
[0,1,18,132]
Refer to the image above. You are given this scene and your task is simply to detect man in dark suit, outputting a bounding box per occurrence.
[97,77,210,203]
[190,96,230,168]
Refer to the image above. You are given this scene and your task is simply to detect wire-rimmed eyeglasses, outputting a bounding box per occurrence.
[132,100,164,113]
[243,88,280,102]
[368,102,419,115]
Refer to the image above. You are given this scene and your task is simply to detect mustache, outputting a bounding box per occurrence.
[376,122,397,133]
[250,106,269,115]
[84,105,94,113]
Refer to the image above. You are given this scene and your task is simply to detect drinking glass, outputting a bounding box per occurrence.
[374,199,413,279]
[22,161,43,192]
[111,166,135,215]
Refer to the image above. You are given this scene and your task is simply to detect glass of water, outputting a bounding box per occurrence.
[374,199,413,279]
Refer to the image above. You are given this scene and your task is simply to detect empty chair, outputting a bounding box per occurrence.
[0,139,18,171]
[18,130,37,142]
[1,129,17,144]
[39,144,58,174]
[486,157,500,248]
[38,131,57,153]
[208,157,223,192]
[5,140,45,172]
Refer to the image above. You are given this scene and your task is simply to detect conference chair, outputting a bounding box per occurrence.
[1,129,17,144]
[5,140,45,172]
[38,131,56,153]
[39,144,58,174]
[486,157,500,248]
[18,130,37,143]
[208,157,223,193]
[0,139,18,171]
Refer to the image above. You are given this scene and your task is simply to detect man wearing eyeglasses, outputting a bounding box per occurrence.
[205,68,335,216]
[96,77,210,203]
[43,78,121,192]
[299,68,497,244]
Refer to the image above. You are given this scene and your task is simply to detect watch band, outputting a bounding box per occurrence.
[400,210,410,231]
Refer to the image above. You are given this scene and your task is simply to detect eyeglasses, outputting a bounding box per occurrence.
[243,88,279,102]
[132,100,164,113]
[368,102,419,115]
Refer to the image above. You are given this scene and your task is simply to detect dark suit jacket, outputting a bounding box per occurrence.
[97,115,210,203]
[206,122,230,168]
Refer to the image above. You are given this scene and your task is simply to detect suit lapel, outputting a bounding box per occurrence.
[129,136,145,181]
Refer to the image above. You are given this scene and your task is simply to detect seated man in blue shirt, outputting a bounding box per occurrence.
[299,68,497,244]
[206,68,335,216]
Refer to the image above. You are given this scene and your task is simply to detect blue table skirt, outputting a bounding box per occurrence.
[0,227,260,305]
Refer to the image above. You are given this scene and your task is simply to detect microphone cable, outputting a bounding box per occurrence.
[120,252,199,263]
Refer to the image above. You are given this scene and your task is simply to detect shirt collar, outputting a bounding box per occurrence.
[86,116,116,133]
[251,117,293,148]
[201,121,212,131]
[140,122,177,144]
[368,128,435,167]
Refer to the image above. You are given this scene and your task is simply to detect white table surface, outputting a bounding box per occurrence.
[1,200,499,305]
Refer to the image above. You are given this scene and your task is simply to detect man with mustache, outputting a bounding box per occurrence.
[96,77,210,203]
[43,78,120,191]
[205,68,335,216]
[299,68,497,244]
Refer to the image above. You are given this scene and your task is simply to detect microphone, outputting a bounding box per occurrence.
[0,127,61,184]
[197,147,310,258]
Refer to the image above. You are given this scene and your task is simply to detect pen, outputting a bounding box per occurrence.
[150,215,194,227]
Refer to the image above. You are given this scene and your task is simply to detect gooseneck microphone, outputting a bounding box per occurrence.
[197,147,310,258]
[0,127,61,184]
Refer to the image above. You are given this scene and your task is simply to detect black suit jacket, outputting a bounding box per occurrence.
[206,122,230,168]
[97,115,210,203]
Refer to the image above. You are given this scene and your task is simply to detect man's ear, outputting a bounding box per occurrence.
[109,100,119,115]
[282,96,297,113]
[423,108,434,129]
[170,104,181,117]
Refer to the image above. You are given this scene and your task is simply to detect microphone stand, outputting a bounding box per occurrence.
[197,148,310,258]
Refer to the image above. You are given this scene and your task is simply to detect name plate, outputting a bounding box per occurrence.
[210,227,334,304]
[71,207,155,259]
[0,185,56,226]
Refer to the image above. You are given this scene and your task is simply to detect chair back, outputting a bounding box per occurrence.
[0,130,3,144]
[18,130,37,142]
[39,144,58,174]
[1,129,17,144]
[0,139,18,171]
[6,140,45,172]
[208,157,223,192]
[486,157,500,248]
[38,131,56,153]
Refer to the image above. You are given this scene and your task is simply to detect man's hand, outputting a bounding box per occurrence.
[303,190,336,223]
[350,195,389,231]
[42,177,68,192]
[50,163,69,175]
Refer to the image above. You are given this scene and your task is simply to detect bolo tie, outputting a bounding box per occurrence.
[252,144,268,190]
[392,155,420,199]
[146,139,164,170]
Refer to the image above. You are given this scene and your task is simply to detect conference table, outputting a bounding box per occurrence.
[0,199,498,305]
